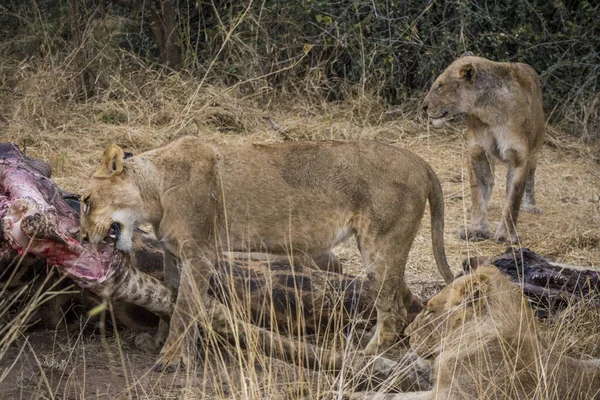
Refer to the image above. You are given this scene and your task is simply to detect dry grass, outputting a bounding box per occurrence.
[1,24,599,399]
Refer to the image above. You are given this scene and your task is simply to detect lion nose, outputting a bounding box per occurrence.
[81,233,90,243]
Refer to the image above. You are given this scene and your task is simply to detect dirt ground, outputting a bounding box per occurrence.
[1,110,599,398]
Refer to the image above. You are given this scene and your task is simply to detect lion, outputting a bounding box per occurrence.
[79,137,455,372]
[347,266,600,399]
[423,53,545,243]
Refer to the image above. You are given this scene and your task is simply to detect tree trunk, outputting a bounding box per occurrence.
[148,0,182,68]
[68,0,82,52]
[68,0,87,96]
[98,0,106,18]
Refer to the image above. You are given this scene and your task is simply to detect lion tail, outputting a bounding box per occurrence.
[427,167,454,283]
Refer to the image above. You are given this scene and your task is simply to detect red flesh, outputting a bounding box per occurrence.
[1,155,116,287]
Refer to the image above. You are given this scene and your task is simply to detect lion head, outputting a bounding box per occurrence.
[405,265,530,359]
[423,54,493,127]
[80,144,144,252]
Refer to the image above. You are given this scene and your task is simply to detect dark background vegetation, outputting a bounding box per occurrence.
[1,0,598,139]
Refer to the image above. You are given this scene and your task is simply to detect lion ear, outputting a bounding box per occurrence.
[459,272,491,305]
[458,63,476,83]
[99,143,125,177]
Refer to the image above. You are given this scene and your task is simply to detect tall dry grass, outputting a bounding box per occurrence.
[0,12,599,400]
[1,243,599,398]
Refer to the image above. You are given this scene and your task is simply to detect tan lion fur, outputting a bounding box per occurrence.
[348,266,600,399]
[80,137,454,372]
[423,54,545,243]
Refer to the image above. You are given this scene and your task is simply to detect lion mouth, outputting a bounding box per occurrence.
[108,221,121,242]
[428,111,449,120]
[428,111,450,128]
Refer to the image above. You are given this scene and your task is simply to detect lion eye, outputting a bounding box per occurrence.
[424,309,433,319]
[436,83,444,91]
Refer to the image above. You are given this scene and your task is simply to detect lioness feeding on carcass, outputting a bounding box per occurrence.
[348,266,600,400]
[0,142,174,321]
[79,137,455,371]
[0,142,432,391]
[0,141,395,334]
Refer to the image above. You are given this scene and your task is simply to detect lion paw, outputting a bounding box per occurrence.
[521,204,543,214]
[134,332,164,353]
[363,326,397,355]
[494,226,519,244]
[399,350,433,390]
[154,352,190,373]
[458,227,491,242]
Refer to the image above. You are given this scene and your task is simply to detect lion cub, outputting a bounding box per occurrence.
[80,137,454,372]
[423,54,545,243]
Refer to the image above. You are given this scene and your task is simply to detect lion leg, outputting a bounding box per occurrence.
[362,254,408,355]
[157,251,180,345]
[359,220,420,355]
[136,252,179,353]
[495,150,528,243]
[520,156,542,214]
[155,244,214,373]
[460,146,494,241]
[154,265,198,372]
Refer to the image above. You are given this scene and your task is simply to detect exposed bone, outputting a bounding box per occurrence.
[0,149,173,319]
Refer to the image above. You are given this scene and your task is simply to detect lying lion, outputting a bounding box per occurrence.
[79,137,455,372]
[348,266,600,399]
[423,53,545,243]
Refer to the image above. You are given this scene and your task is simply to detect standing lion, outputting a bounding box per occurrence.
[423,54,545,243]
[80,138,455,372]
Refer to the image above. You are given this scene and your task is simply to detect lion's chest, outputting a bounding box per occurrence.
[469,125,527,162]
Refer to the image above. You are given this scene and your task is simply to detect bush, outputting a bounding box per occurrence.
[1,0,598,138]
